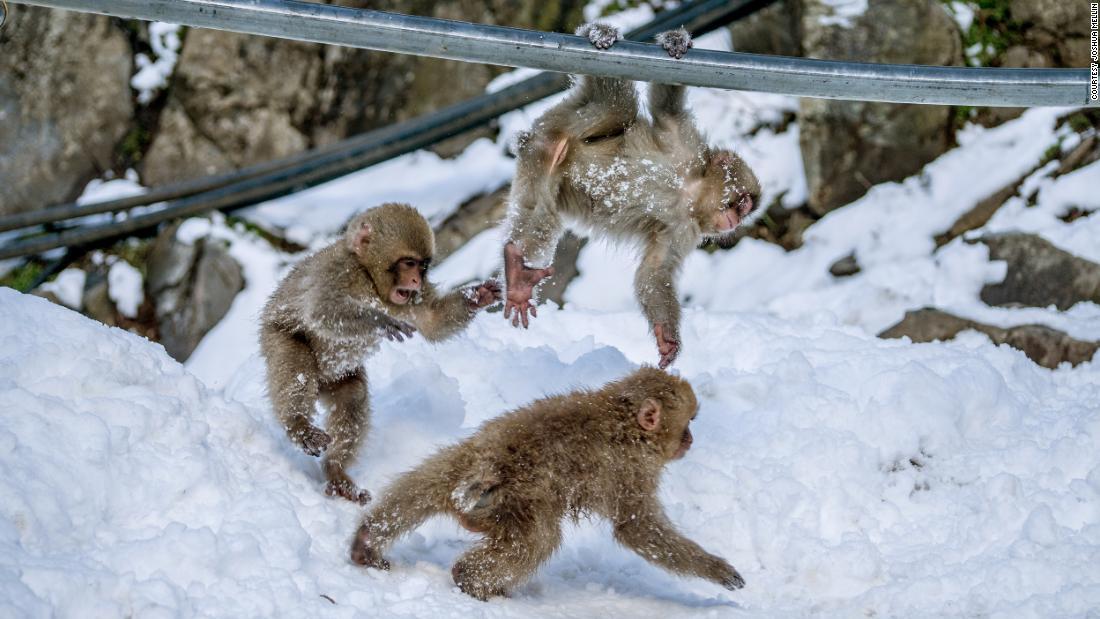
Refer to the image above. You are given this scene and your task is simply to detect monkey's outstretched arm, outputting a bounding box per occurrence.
[612,495,744,590]
[634,233,690,369]
[502,137,562,329]
[412,281,501,342]
[308,295,416,342]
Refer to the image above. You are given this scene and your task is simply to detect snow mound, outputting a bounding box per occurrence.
[2,288,1099,617]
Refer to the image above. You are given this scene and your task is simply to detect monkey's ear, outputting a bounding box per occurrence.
[637,398,662,432]
[346,221,372,255]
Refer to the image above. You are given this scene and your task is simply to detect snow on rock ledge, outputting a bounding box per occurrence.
[1,289,1099,617]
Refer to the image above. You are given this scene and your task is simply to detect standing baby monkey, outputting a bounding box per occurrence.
[260,203,501,504]
[350,367,744,600]
[503,24,761,368]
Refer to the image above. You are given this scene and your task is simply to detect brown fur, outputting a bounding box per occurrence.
[502,25,761,369]
[259,202,501,503]
[349,367,745,600]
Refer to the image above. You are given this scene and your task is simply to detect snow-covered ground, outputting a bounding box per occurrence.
[4,287,1099,617]
[4,7,1100,617]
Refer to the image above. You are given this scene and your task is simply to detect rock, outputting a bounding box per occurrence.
[146,223,244,361]
[0,6,133,216]
[880,308,1099,368]
[82,272,119,328]
[30,289,62,308]
[979,233,1100,310]
[1056,135,1099,177]
[1000,44,1049,69]
[729,0,802,56]
[798,0,962,215]
[828,253,860,277]
[934,165,1038,248]
[1009,0,1092,68]
[141,0,586,185]
[970,2,1092,128]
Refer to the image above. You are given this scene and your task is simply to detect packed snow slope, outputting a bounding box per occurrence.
[2,288,1099,617]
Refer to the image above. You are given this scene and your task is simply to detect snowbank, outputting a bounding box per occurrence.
[3,288,1099,617]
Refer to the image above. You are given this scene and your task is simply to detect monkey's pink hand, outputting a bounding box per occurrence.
[503,243,553,329]
[654,323,680,369]
[503,274,552,328]
[467,279,503,310]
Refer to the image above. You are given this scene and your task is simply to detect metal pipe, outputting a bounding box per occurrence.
[8,0,1095,107]
[0,0,768,234]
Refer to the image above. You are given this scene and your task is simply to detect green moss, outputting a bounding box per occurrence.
[117,125,152,168]
[1067,113,1093,133]
[1040,142,1062,166]
[942,0,1023,67]
[0,261,45,293]
[109,238,153,277]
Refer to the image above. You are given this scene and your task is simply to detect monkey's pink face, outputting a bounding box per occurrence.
[701,150,760,235]
[389,257,426,305]
[711,193,756,232]
[671,425,694,460]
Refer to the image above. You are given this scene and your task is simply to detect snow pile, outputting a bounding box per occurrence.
[38,268,86,310]
[132,23,182,104]
[107,260,144,319]
[3,287,1100,617]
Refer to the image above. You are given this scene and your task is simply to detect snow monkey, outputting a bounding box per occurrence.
[502,24,761,369]
[259,203,502,504]
[350,367,745,600]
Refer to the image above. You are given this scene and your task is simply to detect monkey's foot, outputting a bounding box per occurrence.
[656,27,693,59]
[704,556,746,590]
[350,544,391,570]
[654,323,681,369]
[349,525,390,568]
[576,22,622,50]
[452,563,507,601]
[324,471,371,505]
[292,425,332,457]
[721,569,746,591]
